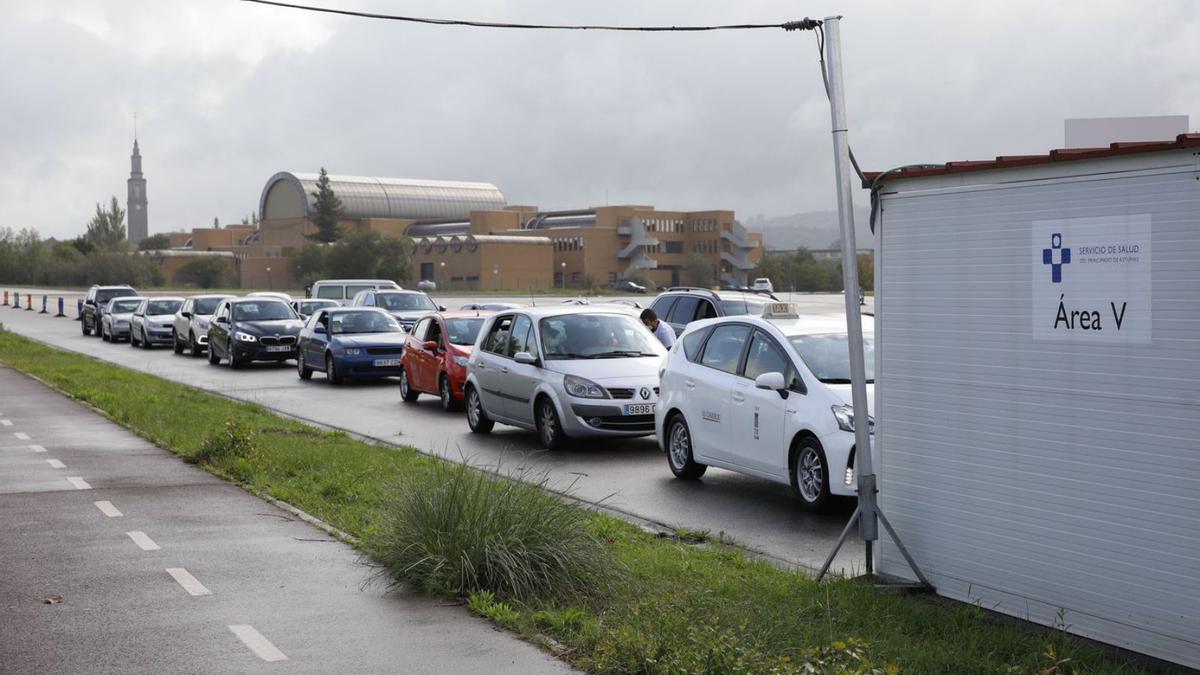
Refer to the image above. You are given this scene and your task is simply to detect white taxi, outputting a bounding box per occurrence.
[655,303,873,509]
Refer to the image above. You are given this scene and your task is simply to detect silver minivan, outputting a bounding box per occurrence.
[464,307,666,449]
[308,279,401,305]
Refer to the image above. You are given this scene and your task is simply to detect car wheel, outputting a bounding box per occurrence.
[208,343,221,365]
[173,330,184,354]
[666,414,707,480]
[465,385,494,433]
[139,328,150,349]
[297,352,312,380]
[189,332,203,357]
[536,396,566,450]
[102,324,110,342]
[229,348,243,370]
[81,319,90,336]
[791,437,831,510]
[325,354,342,384]
[439,374,461,412]
[399,368,418,402]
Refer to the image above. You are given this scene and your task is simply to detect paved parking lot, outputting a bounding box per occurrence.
[0,291,867,573]
[0,365,570,673]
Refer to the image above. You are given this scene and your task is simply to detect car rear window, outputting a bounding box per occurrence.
[719,298,767,316]
[316,285,343,300]
[345,285,375,298]
[97,288,135,304]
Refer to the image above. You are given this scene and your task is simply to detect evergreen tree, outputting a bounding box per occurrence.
[307,167,344,243]
[85,197,127,252]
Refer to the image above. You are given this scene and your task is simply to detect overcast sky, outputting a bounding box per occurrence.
[3,0,1196,239]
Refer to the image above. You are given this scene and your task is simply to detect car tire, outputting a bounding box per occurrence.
[82,319,90,336]
[465,385,493,434]
[536,396,566,451]
[399,368,418,402]
[173,330,184,354]
[229,348,243,370]
[325,354,342,385]
[791,436,831,511]
[208,344,221,365]
[102,324,110,342]
[666,414,707,480]
[297,352,312,380]
[130,328,138,347]
[190,332,203,358]
[439,374,461,412]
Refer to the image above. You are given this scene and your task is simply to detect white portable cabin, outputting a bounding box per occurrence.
[870,134,1199,668]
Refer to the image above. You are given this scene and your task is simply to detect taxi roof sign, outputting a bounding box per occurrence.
[762,302,800,321]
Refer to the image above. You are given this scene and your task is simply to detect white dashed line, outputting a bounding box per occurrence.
[229,625,288,662]
[94,501,123,517]
[46,459,65,469]
[0,419,12,426]
[66,477,91,490]
[29,445,47,453]
[14,432,30,440]
[166,568,211,596]
[126,531,161,551]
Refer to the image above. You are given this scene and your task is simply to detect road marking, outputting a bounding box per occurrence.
[229,625,288,662]
[166,568,211,596]
[14,432,30,440]
[94,501,123,517]
[0,419,12,426]
[66,477,91,490]
[126,531,160,551]
[46,459,65,469]
[29,445,47,453]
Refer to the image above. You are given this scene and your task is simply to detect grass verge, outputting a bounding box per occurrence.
[0,329,1152,674]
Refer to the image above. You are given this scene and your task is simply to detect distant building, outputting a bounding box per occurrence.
[126,137,148,247]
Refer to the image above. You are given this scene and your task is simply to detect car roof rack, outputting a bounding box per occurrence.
[663,286,722,299]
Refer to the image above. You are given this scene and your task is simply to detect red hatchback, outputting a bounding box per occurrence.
[399,311,493,411]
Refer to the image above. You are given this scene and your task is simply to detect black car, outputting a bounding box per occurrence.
[647,287,778,337]
[207,297,303,369]
[81,285,136,336]
[613,279,647,294]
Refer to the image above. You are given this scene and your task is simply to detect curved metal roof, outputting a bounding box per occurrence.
[259,172,506,222]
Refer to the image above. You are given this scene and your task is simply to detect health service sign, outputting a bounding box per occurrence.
[1031,215,1151,345]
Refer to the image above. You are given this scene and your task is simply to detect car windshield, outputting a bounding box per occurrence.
[445,318,486,345]
[110,299,141,313]
[719,297,768,316]
[788,334,875,384]
[329,311,402,335]
[193,297,224,314]
[97,288,134,304]
[540,313,661,359]
[378,293,437,311]
[233,302,294,322]
[146,300,182,315]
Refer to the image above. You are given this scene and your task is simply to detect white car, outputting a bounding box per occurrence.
[655,303,873,509]
[464,307,667,449]
[247,291,293,303]
[173,294,235,356]
[752,277,774,293]
[100,297,144,342]
[130,297,184,349]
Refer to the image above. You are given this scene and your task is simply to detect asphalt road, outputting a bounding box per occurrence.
[0,290,868,573]
[0,365,570,674]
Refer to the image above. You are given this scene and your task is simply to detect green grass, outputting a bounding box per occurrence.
[0,329,1154,674]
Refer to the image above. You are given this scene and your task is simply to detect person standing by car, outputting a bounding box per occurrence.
[640,308,675,349]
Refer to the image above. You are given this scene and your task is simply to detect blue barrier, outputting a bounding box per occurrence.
[39,295,48,314]
[12,291,21,310]
[55,297,65,317]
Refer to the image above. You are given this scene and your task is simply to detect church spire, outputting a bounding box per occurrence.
[127,118,148,246]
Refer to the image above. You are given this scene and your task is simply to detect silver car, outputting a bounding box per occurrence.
[173,294,235,356]
[464,307,666,449]
[100,296,145,342]
[130,297,184,349]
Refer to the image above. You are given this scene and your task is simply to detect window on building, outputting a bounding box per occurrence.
[571,272,583,284]
[665,241,683,254]
[607,272,617,283]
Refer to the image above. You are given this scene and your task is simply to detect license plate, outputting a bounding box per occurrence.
[266,345,291,353]
[622,403,655,416]
[374,358,401,367]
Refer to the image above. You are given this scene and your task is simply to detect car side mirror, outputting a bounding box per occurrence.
[314,324,326,334]
[755,371,787,393]
[85,299,95,306]
[438,305,447,312]
[181,311,192,319]
[513,351,537,365]
[215,316,228,325]
[423,340,439,352]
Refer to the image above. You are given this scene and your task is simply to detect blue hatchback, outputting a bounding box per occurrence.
[296,307,407,384]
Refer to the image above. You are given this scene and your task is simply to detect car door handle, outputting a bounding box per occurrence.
[732,392,745,403]
[499,366,509,374]
[684,379,696,389]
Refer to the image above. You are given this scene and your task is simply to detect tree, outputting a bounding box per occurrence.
[293,244,327,286]
[174,256,232,289]
[326,230,411,281]
[306,167,344,243]
[683,254,715,287]
[86,197,127,252]
[137,233,172,251]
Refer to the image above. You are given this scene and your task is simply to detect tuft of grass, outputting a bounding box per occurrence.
[365,459,625,602]
[191,418,255,465]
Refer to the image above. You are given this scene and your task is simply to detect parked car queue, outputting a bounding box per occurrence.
[77,283,869,509]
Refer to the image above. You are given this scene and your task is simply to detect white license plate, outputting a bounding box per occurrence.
[374,358,401,367]
[266,345,291,353]
[622,403,655,416]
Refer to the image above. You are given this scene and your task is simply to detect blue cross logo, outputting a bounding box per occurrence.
[1042,233,1070,283]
